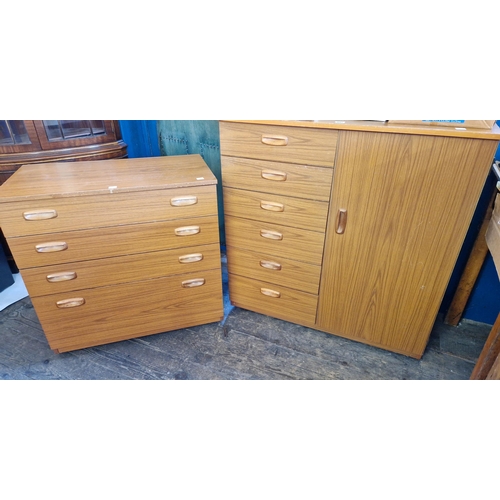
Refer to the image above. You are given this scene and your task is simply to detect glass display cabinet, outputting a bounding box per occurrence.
[0,120,127,184]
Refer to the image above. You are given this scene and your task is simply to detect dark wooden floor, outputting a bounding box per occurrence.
[0,289,490,380]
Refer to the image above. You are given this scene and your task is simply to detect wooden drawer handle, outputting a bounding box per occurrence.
[175,226,200,236]
[182,278,206,288]
[170,195,198,207]
[261,170,287,181]
[260,260,282,271]
[260,229,283,241]
[46,271,77,283]
[261,134,288,146]
[35,242,68,253]
[56,297,85,308]
[260,201,284,212]
[260,288,281,298]
[178,253,203,264]
[336,209,348,234]
[23,209,58,221]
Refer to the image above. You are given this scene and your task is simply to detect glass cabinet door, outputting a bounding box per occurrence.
[33,120,117,149]
[0,120,41,153]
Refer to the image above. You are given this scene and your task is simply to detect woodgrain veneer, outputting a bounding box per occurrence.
[0,155,223,352]
[220,120,500,358]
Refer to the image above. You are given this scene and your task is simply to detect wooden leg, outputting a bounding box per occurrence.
[445,190,496,326]
[470,312,500,380]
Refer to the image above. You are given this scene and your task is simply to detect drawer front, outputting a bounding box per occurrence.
[223,187,329,232]
[0,185,218,237]
[228,273,318,327]
[220,122,337,167]
[221,156,333,202]
[226,245,321,295]
[225,216,325,265]
[8,215,220,269]
[21,243,221,298]
[31,269,224,352]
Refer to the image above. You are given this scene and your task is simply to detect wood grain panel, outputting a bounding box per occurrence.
[32,269,224,352]
[228,273,318,327]
[226,245,321,294]
[21,243,221,298]
[221,156,333,202]
[317,131,498,359]
[7,215,220,269]
[0,185,218,237]
[223,187,329,232]
[219,121,337,167]
[0,154,217,201]
[225,215,325,265]
[222,120,500,141]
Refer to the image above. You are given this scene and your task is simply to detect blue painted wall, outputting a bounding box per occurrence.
[119,120,500,325]
[119,120,161,158]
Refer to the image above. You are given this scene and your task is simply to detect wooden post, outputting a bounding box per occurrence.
[470,312,500,379]
[445,190,496,326]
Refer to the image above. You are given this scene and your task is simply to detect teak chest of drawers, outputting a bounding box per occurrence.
[0,155,223,352]
[220,120,500,358]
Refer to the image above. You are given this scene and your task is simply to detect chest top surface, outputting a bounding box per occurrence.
[220,120,500,141]
[0,154,217,203]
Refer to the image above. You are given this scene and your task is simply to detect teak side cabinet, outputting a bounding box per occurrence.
[0,155,223,352]
[220,120,500,358]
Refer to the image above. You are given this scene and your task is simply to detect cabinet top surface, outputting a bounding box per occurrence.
[0,155,217,202]
[220,120,500,140]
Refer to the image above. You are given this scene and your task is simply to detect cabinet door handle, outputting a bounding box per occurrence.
[23,209,58,221]
[260,229,283,240]
[261,170,287,181]
[170,195,198,207]
[182,278,206,288]
[260,260,282,271]
[336,209,348,234]
[175,226,200,236]
[261,134,288,146]
[46,271,77,282]
[178,253,203,263]
[35,242,68,253]
[56,297,85,308]
[260,288,281,298]
[260,201,284,212]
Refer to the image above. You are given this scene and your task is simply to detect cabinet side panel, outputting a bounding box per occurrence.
[317,131,497,358]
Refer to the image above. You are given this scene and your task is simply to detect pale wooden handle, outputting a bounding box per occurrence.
[23,209,58,221]
[336,209,348,234]
[170,195,198,207]
[182,278,206,288]
[261,134,288,146]
[260,260,282,271]
[260,229,283,240]
[260,288,281,298]
[35,242,68,253]
[261,170,287,181]
[175,226,200,236]
[178,253,203,264]
[56,297,85,308]
[260,201,284,212]
[46,271,77,282]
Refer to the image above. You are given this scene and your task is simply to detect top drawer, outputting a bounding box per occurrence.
[0,185,218,237]
[219,122,338,167]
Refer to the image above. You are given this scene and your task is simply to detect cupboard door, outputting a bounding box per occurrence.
[0,121,41,154]
[317,131,498,358]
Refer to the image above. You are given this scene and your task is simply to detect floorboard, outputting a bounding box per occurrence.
[0,293,491,380]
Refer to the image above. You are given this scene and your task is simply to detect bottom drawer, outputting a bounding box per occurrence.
[32,269,223,352]
[228,273,318,327]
